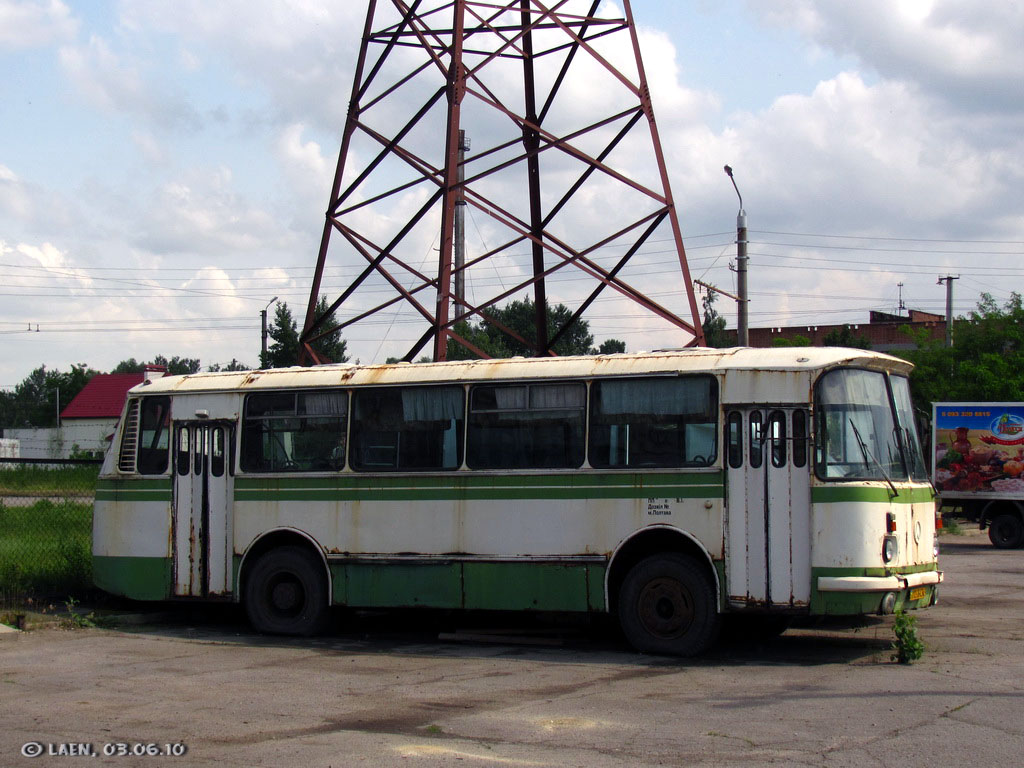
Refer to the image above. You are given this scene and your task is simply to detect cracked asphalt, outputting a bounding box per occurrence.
[3,527,1023,767]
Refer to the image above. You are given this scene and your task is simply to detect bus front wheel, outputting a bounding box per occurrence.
[244,546,329,636]
[618,553,720,656]
[988,513,1024,549]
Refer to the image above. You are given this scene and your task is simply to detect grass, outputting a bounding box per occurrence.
[0,463,99,495]
[0,498,93,597]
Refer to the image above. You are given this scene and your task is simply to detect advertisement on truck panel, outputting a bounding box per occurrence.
[933,402,1024,497]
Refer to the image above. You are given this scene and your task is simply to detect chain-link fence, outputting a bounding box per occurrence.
[0,458,101,606]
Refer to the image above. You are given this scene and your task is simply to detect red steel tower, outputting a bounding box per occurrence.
[300,0,705,363]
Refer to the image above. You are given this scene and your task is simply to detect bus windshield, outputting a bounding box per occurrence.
[815,368,906,481]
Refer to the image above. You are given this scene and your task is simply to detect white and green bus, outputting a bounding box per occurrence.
[93,348,941,655]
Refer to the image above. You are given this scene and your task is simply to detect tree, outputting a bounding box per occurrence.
[207,359,251,372]
[898,292,1024,406]
[443,296,625,360]
[0,363,99,428]
[112,356,201,375]
[700,288,731,348]
[822,325,872,349]
[263,297,349,368]
[770,335,812,347]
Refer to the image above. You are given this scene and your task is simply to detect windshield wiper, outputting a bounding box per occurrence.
[849,418,898,498]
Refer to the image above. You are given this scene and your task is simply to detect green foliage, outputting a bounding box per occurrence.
[444,296,625,360]
[0,464,99,494]
[771,335,812,347]
[63,596,104,629]
[263,297,349,367]
[207,358,251,372]
[700,289,730,348]
[0,499,93,594]
[111,355,201,375]
[822,325,872,349]
[890,610,925,664]
[0,363,98,428]
[897,292,1024,406]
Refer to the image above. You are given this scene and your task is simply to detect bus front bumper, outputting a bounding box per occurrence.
[817,570,943,593]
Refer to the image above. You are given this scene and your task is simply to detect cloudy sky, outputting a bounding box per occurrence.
[1,0,1022,387]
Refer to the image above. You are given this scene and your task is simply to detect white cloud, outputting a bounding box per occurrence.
[132,167,300,261]
[753,0,1024,111]
[0,164,33,221]
[58,35,202,129]
[0,0,76,50]
[276,123,331,200]
[116,1,364,133]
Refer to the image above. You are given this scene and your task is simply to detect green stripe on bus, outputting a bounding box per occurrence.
[96,478,172,490]
[234,471,723,502]
[92,555,170,601]
[814,563,939,578]
[95,478,173,502]
[235,485,722,502]
[811,486,935,504]
[234,471,722,491]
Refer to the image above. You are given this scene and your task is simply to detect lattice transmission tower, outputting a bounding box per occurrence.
[299,0,705,363]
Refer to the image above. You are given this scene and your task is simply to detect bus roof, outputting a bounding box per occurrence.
[129,347,913,396]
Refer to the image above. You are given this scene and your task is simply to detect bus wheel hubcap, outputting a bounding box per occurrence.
[638,578,693,638]
[270,578,302,614]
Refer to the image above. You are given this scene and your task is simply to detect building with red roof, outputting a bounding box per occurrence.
[5,366,164,459]
[60,373,147,422]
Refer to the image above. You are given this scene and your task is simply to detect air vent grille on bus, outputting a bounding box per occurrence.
[118,399,140,472]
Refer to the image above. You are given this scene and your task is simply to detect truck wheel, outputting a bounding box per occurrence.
[618,553,720,656]
[988,513,1024,549]
[244,546,329,636]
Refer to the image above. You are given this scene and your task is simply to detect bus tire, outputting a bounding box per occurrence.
[618,553,720,656]
[988,513,1024,549]
[244,546,329,636]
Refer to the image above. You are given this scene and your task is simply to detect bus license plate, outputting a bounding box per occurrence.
[909,586,927,602]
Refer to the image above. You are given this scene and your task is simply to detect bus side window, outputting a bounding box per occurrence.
[727,411,743,468]
[350,386,464,472]
[589,376,717,468]
[128,396,171,475]
[240,390,348,473]
[468,382,585,469]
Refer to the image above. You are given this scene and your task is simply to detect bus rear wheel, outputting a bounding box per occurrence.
[618,553,720,656]
[988,513,1024,549]
[244,546,329,636]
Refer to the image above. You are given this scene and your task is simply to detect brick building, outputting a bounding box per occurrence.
[738,310,946,352]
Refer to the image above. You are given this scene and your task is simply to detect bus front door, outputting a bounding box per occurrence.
[725,408,811,607]
[173,422,234,597]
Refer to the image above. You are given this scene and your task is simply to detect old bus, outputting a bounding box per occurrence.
[93,348,941,655]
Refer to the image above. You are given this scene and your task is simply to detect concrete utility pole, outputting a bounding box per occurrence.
[724,165,748,346]
[937,275,958,347]
[453,130,470,322]
[261,296,278,366]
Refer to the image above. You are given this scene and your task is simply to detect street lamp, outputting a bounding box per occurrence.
[261,296,278,367]
[724,165,748,346]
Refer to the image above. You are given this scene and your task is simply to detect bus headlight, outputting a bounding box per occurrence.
[883,535,899,563]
